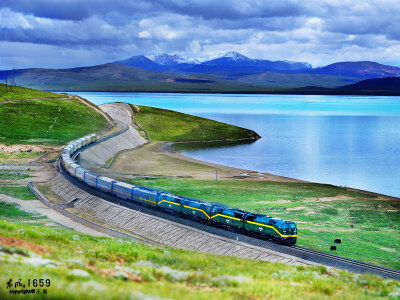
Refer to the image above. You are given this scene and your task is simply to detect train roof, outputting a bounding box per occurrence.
[114,181,135,189]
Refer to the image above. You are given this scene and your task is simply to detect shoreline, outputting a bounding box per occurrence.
[61,90,400,96]
[160,141,399,201]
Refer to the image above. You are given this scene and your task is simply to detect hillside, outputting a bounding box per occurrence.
[0,84,63,101]
[338,77,400,93]
[132,105,260,142]
[0,214,399,299]
[0,63,363,92]
[0,84,109,145]
[304,61,400,79]
[291,77,400,95]
[1,63,260,92]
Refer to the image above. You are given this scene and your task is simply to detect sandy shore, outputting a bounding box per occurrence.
[162,144,303,182]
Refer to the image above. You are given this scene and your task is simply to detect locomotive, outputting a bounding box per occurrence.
[61,133,297,245]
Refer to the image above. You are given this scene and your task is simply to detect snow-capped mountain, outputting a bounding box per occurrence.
[147,54,200,65]
[116,52,312,73]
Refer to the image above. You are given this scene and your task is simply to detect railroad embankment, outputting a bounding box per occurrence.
[79,103,146,169]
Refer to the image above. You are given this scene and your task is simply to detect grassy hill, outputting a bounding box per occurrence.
[0,214,398,299]
[132,105,260,142]
[0,84,63,101]
[0,84,109,145]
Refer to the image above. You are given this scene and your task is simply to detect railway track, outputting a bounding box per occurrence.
[290,246,400,280]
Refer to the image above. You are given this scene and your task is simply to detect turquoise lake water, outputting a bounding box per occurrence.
[74,92,400,197]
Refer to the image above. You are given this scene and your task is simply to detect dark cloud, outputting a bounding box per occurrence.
[0,0,400,69]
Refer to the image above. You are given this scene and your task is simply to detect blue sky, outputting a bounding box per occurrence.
[1,0,400,69]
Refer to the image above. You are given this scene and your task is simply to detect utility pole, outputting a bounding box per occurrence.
[13,67,16,87]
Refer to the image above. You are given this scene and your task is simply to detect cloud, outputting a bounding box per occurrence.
[0,0,400,69]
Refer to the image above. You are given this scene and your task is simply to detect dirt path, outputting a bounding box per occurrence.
[0,193,110,237]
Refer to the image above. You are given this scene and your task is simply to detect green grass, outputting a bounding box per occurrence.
[0,83,63,101]
[0,202,46,222]
[0,219,398,299]
[133,105,260,142]
[0,186,37,200]
[0,96,109,145]
[126,178,400,270]
[0,172,30,181]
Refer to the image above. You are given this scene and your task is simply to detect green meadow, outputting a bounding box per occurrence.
[0,89,108,146]
[0,216,398,299]
[132,104,260,142]
[127,178,400,270]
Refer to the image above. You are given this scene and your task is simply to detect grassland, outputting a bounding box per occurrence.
[0,218,399,299]
[0,187,37,200]
[125,178,400,270]
[0,94,108,145]
[132,105,260,142]
[0,83,63,101]
[0,202,47,223]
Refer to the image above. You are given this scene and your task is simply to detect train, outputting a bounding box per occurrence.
[61,133,297,245]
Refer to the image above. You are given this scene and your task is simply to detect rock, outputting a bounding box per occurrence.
[160,266,190,281]
[114,271,129,280]
[72,235,80,241]
[334,238,342,244]
[68,269,90,277]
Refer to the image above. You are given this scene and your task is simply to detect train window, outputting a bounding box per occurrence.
[234,212,243,218]
[245,215,256,221]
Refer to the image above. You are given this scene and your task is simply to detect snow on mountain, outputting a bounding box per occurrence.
[221,51,251,61]
[147,54,199,65]
[283,60,312,68]
[147,52,252,65]
[119,52,313,72]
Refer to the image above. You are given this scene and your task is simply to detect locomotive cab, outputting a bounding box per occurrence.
[281,221,297,245]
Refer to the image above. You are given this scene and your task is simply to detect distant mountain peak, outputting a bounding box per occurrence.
[222,51,250,61]
[117,52,315,73]
[147,54,198,65]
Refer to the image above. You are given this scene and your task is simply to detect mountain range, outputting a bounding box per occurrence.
[116,51,312,73]
[1,52,400,95]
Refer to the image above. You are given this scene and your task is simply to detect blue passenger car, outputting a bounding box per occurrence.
[84,172,97,187]
[96,176,115,193]
[71,141,79,152]
[63,145,73,155]
[132,187,158,207]
[112,181,134,200]
[75,167,87,182]
[89,134,97,143]
[67,162,79,177]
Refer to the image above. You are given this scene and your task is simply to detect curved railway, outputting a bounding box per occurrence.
[57,116,400,280]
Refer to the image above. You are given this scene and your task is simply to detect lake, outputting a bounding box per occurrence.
[74,92,400,198]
